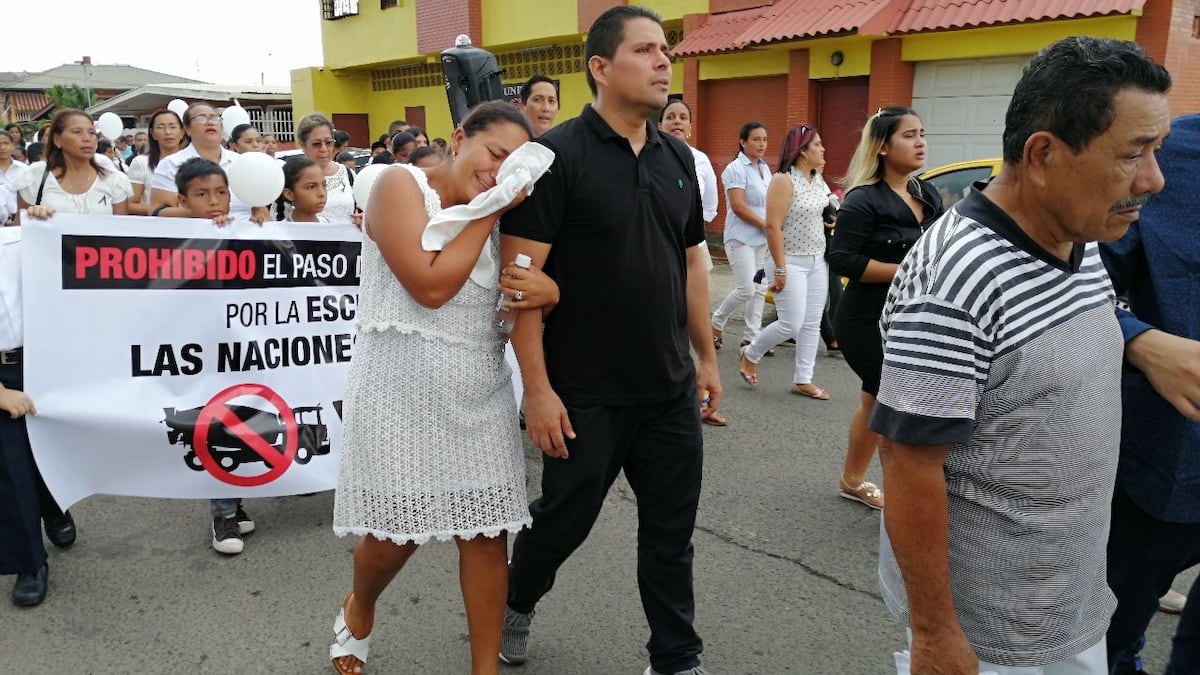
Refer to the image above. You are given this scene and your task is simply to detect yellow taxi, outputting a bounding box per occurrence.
[919,158,1003,208]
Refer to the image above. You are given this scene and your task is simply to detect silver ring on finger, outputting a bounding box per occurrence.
[514,291,524,302]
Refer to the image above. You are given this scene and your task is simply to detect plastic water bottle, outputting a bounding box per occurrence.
[494,253,532,334]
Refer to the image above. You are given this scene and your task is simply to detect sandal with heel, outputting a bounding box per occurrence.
[738,347,758,387]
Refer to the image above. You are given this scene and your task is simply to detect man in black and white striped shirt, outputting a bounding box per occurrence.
[870,37,1172,674]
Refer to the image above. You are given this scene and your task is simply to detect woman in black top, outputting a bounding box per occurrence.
[826,107,944,511]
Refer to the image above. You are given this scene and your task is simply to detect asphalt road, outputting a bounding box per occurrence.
[1,262,1192,674]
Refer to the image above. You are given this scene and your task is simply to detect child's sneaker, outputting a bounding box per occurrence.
[212,516,244,555]
[235,504,255,535]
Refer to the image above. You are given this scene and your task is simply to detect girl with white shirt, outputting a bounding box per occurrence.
[658,99,727,425]
[0,138,19,224]
[12,109,132,220]
[0,130,25,221]
[739,124,833,401]
[227,124,262,154]
[295,113,360,227]
[711,122,771,354]
[127,109,186,215]
[149,103,263,222]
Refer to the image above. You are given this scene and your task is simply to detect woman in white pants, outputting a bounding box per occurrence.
[739,124,833,399]
[710,122,770,352]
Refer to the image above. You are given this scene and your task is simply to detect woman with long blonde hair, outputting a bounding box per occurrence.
[824,107,943,510]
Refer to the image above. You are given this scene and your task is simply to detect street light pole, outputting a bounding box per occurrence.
[76,57,92,107]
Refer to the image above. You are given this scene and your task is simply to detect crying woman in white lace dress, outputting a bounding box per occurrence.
[329,101,559,675]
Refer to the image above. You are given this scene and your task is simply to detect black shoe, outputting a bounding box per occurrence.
[235,504,255,535]
[11,563,48,607]
[44,510,76,549]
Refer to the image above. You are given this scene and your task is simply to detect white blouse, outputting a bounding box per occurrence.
[126,154,153,205]
[321,163,356,224]
[782,168,831,256]
[11,161,133,214]
[151,145,253,218]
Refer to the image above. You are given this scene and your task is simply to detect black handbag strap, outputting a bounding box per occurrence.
[35,165,50,206]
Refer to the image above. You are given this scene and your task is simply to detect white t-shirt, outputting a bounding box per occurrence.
[0,184,13,222]
[0,227,20,351]
[151,145,253,218]
[0,160,26,193]
[10,161,133,214]
[126,154,153,205]
[689,146,718,224]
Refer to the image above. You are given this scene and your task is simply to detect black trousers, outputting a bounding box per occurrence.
[0,349,49,575]
[508,384,705,673]
[819,266,843,348]
[1106,486,1200,674]
[1166,573,1200,674]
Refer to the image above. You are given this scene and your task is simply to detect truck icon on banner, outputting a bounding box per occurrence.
[162,404,331,472]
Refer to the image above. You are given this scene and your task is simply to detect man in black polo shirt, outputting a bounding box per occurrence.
[496,6,721,675]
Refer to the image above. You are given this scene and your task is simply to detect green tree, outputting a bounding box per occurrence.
[46,84,97,111]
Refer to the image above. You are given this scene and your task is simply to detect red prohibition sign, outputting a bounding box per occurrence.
[193,383,298,487]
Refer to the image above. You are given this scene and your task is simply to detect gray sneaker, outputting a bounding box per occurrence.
[644,667,709,675]
[499,606,533,665]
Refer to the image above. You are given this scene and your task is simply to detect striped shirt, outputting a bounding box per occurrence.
[870,188,1122,667]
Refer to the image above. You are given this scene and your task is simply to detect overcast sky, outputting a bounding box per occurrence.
[7,0,325,86]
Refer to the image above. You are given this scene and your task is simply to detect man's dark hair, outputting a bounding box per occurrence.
[333,129,351,149]
[370,141,387,152]
[335,151,356,163]
[584,6,662,96]
[407,146,440,165]
[25,142,43,163]
[371,151,394,165]
[1002,37,1171,164]
[175,157,227,195]
[521,75,559,104]
[461,100,533,139]
[390,131,416,154]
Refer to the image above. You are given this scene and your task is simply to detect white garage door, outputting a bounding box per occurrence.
[912,56,1029,168]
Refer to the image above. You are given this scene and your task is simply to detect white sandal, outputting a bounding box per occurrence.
[330,597,370,674]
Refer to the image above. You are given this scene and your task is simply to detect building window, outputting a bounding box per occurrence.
[260,106,295,143]
[322,0,359,20]
[372,63,444,91]
[381,0,397,7]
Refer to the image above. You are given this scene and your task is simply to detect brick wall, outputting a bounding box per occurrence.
[785,49,814,127]
[577,0,626,34]
[698,75,789,243]
[866,38,914,113]
[1140,0,1200,116]
[416,0,482,56]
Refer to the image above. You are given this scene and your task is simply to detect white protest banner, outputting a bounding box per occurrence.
[21,215,361,510]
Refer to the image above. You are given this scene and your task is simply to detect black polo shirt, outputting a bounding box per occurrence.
[500,105,704,406]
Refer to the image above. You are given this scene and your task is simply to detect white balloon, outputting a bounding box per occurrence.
[227,151,284,207]
[353,164,388,212]
[167,99,188,117]
[97,112,123,141]
[221,106,252,139]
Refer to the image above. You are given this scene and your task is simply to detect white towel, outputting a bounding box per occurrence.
[421,142,555,289]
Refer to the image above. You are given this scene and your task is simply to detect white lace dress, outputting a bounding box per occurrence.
[332,164,530,544]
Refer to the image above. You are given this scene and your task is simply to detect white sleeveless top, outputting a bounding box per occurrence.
[356,164,500,347]
[782,168,830,256]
